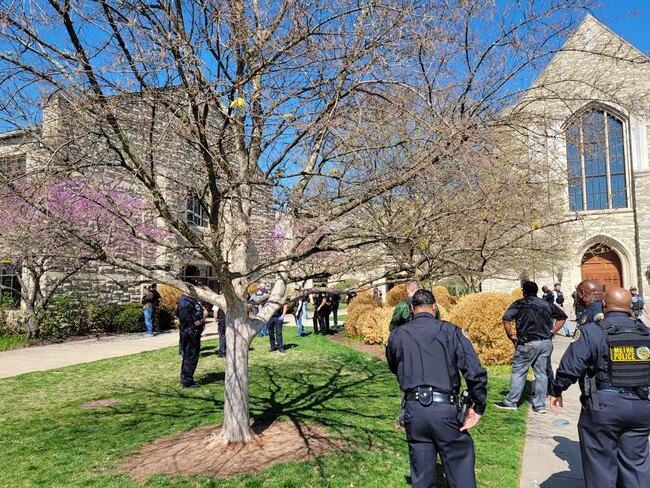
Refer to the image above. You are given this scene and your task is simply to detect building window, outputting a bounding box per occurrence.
[566,109,627,211]
[180,264,221,293]
[0,264,22,307]
[187,197,208,227]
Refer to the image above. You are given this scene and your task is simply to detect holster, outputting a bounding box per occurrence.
[587,376,601,412]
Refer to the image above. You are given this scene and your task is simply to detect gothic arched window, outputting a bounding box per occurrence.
[566,108,627,211]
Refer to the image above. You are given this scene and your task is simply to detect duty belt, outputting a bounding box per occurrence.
[404,387,456,405]
[596,382,643,395]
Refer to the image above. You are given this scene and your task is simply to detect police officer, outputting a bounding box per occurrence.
[575,279,603,327]
[176,292,206,388]
[386,289,487,488]
[550,287,650,488]
[495,281,567,413]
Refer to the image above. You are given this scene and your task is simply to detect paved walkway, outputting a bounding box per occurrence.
[519,333,583,488]
[0,328,188,379]
[0,310,346,379]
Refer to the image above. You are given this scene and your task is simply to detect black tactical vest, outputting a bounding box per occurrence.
[597,318,650,388]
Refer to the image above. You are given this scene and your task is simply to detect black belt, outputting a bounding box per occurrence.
[404,389,456,404]
[596,382,640,394]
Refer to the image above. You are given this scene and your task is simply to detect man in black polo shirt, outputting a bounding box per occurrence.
[495,280,567,414]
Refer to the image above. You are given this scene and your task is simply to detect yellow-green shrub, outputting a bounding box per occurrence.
[448,292,516,365]
[359,307,394,344]
[350,290,383,308]
[511,288,524,299]
[346,290,383,338]
[386,284,407,307]
[157,284,184,311]
[433,285,456,310]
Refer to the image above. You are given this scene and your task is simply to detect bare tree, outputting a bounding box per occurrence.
[0,0,597,444]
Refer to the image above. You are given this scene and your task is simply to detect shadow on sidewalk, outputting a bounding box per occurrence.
[540,436,583,488]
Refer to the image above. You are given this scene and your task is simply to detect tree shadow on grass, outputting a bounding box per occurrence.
[85,348,406,483]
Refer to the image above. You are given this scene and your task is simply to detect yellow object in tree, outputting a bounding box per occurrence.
[230,97,245,108]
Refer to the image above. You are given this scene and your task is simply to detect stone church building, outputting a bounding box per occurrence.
[484,14,650,297]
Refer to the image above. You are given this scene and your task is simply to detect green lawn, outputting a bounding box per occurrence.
[0,333,29,351]
[0,335,526,487]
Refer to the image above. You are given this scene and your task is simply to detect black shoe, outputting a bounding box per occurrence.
[217,352,226,358]
[270,347,277,352]
[182,382,200,388]
[278,348,286,353]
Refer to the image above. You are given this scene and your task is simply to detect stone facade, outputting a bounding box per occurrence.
[483,15,650,301]
[0,90,273,307]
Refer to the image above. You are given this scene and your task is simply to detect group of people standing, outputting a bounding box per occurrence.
[495,278,650,488]
[386,277,650,488]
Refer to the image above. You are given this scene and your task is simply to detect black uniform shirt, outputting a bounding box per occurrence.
[386,312,488,414]
[176,295,202,330]
[550,311,644,398]
[577,300,603,326]
[502,296,567,341]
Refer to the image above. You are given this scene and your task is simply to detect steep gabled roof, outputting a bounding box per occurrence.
[529,13,649,91]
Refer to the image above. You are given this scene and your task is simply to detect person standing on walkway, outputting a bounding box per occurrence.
[553,282,571,337]
[630,286,650,319]
[294,289,306,337]
[141,283,161,336]
[575,279,603,327]
[176,293,206,388]
[386,289,487,488]
[550,287,650,488]
[495,281,567,414]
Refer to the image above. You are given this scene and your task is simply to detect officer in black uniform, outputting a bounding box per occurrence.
[575,279,603,327]
[176,293,206,388]
[386,289,488,488]
[550,287,650,488]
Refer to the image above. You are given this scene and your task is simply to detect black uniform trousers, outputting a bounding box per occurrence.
[179,327,202,386]
[318,310,330,335]
[578,390,650,488]
[404,400,476,488]
[312,310,320,334]
[268,316,284,351]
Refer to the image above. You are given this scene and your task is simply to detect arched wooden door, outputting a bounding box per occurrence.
[581,244,623,291]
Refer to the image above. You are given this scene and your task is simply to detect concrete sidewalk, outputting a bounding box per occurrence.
[0,310,346,379]
[519,333,583,488]
[0,329,187,379]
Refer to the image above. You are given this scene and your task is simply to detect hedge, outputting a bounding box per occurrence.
[39,292,173,339]
[448,292,516,365]
[346,287,516,364]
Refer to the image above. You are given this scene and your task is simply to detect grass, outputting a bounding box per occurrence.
[0,334,527,487]
[0,332,30,351]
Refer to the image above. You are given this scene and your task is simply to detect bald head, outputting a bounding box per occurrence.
[405,280,421,297]
[603,287,632,314]
[576,280,604,307]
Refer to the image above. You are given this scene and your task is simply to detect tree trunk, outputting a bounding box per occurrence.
[208,313,257,445]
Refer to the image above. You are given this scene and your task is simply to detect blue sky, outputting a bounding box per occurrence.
[594,1,650,55]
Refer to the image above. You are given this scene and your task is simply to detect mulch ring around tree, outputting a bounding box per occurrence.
[120,419,343,480]
[328,332,386,362]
